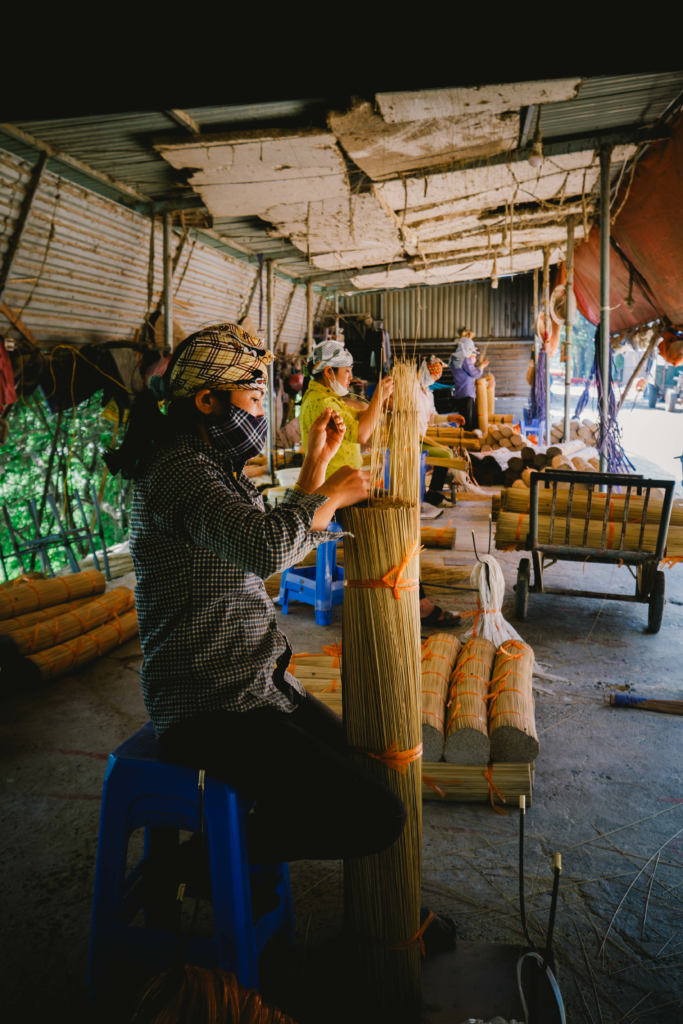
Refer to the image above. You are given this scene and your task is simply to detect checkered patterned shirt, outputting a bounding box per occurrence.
[130,433,332,737]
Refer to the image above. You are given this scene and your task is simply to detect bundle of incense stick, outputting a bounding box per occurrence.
[609,693,683,715]
[420,522,456,549]
[342,359,423,1020]
[488,640,539,762]
[0,571,45,589]
[0,593,106,635]
[0,571,105,620]
[444,637,496,764]
[495,511,683,556]
[421,762,533,807]
[28,609,139,681]
[421,633,461,761]
[5,587,135,656]
[502,487,683,527]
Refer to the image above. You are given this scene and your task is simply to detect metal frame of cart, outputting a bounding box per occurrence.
[514,470,676,634]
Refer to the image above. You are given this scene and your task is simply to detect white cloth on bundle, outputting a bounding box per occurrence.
[463,554,522,646]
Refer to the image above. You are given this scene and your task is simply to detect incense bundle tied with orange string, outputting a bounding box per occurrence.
[28,609,139,681]
[341,359,423,1021]
[0,571,105,621]
[495,511,683,556]
[5,586,134,656]
[0,593,108,636]
[421,632,461,761]
[420,521,456,549]
[488,639,539,762]
[444,637,496,764]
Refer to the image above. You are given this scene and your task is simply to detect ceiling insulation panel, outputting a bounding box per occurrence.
[156,130,349,217]
[376,78,582,122]
[329,101,519,180]
[350,248,561,291]
[262,193,401,257]
[418,220,587,257]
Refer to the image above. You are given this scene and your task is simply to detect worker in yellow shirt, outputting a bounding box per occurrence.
[300,340,458,627]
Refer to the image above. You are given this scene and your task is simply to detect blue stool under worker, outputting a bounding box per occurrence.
[278,521,344,626]
[87,721,295,1001]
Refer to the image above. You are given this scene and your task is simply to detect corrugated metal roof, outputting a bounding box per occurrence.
[541,71,683,138]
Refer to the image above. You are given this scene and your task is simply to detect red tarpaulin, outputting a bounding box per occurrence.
[573,113,683,331]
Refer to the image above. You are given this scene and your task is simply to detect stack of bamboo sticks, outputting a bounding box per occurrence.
[495,511,683,556]
[0,571,138,688]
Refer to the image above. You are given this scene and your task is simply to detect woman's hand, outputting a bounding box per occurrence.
[479,359,489,369]
[448,413,466,425]
[306,407,346,464]
[375,376,394,404]
[310,466,370,530]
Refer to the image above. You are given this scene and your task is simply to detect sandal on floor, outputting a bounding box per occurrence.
[420,605,461,628]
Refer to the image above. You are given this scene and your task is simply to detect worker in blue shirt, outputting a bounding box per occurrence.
[449,330,489,430]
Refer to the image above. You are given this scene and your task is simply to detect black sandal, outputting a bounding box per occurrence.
[420,605,461,628]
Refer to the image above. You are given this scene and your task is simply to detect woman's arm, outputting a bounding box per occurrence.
[357,376,394,444]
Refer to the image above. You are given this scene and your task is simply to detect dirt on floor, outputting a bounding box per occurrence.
[1,497,682,1023]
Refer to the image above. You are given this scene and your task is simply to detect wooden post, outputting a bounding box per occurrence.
[266,260,276,479]
[275,282,297,353]
[599,146,612,473]
[0,151,49,307]
[563,216,575,442]
[306,279,314,357]
[163,213,173,351]
[543,247,551,444]
[532,267,539,364]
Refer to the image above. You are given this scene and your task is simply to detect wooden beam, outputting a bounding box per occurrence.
[0,123,151,204]
[0,302,38,345]
[165,109,201,135]
[0,150,48,306]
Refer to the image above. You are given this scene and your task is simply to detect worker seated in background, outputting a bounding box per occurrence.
[449,329,489,430]
[104,323,407,905]
[417,355,465,506]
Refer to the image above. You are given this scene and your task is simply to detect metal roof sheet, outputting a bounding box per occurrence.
[541,71,683,138]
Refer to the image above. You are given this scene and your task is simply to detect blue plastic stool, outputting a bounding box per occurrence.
[278,521,344,626]
[87,722,295,999]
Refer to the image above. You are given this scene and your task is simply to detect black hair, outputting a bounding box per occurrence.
[103,333,226,480]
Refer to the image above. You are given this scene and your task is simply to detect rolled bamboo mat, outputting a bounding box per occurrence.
[421,762,533,808]
[6,587,134,657]
[0,593,102,635]
[488,640,539,763]
[0,571,106,621]
[421,633,461,761]
[28,609,139,682]
[420,522,456,549]
[495,511,683,556]
[502,487,683,527]
[475,377,489,436]
[444,638,496,765]
[0,571,45,589]
[341,503,422,1020]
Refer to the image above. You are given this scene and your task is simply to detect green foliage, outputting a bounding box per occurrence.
[0,391,131,581]
[549,310,597,377]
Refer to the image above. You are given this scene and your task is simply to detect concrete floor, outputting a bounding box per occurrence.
[1,506,683,1023]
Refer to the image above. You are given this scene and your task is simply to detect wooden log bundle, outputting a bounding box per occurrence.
[421,633,461,761]
[495,511,683,555]
[5,586,134,656]
[28,609,139,682]
[443,638,496,764]
[488,640,539,762]
[0,571,105,620]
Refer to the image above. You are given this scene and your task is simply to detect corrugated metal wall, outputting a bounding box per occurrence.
[0,147,308,353]
[341,274,533,396]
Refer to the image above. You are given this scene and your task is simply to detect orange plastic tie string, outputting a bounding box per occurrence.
[484,764,508,816]
[422,689,446,705]
[385,910,437,957]
[515,514,524,542]
[358,740,423,775]
[422,776,462,798]
[348,536,421,598]
[322,679,339,693]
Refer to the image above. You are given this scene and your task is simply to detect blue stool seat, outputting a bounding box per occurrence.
[278,521,344,626]
[87,721,295,999]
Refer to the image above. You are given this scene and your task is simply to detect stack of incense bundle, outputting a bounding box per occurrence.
[421,633,461,761]
[443,638,496,764]
[502,487,683,526]
[422,762,533,806]
[4,587,134,656]
[495,511,683,555]
[29,610,139,681]
[488,640,539,762]
[420,521,456,549]
[0,571,105,619]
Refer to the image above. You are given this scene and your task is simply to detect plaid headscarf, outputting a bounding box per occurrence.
[167,323,273,399]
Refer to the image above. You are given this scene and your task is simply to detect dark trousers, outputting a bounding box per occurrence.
[159,691,406,865]
[452,396,476,431]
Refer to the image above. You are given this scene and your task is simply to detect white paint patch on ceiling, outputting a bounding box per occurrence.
[262,194,401,258]
[350,248,556,291]
[329,101,519,180]
[376,78,582,122]
[155,129,349,217]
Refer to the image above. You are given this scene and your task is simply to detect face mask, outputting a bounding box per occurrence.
[208,404,268,461]
[327,375,349,397]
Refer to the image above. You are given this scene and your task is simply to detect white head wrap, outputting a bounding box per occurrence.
[310,339,354,375]
[451,337,479,370]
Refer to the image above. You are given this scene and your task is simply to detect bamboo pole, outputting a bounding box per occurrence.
[564,216,575,442]
[599,146,612,473]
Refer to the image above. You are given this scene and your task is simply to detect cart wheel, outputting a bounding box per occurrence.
[647,570,666,634]
[516,558,530,621]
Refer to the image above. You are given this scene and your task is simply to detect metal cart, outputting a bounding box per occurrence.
[514,470,676,634]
